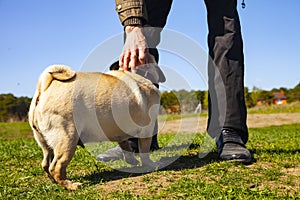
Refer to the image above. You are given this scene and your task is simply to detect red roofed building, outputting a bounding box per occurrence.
[273,90,287,105]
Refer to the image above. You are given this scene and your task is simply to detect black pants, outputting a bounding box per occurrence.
[205,0,248,143]
[126,0,248,145]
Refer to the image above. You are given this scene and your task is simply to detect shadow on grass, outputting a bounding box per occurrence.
[82,140,264,186]
[82,149,219,185]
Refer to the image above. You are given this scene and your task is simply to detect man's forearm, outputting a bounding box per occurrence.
[115,0,148,26]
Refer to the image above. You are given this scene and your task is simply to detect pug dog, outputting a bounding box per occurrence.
[28,55,164,190]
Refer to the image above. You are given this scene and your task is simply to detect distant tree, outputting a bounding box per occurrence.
[194,90,205,107]
[15,97,31,121]
[0,94,16,121]
[244,87,255,108]
[160,91,180,114]
[250,86,265,105]
[0,94,31,122]
[202,90,209,110]
[287,82,300,102]
[177,90,199,113]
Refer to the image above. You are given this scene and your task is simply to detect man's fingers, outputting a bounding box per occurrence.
[138,48,147,65]
[119,53,124,69]
[119,26,148,71]
[129,50,138,72]
[120,49,149,72]
[122,51,131,71]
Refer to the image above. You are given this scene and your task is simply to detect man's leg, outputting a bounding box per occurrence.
[205,0,251,163]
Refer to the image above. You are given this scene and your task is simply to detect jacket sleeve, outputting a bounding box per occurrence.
[115,0,148,26]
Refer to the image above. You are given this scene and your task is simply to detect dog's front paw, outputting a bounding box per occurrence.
[63,180,83,190]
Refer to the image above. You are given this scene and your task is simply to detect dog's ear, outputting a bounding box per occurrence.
[109,61,120,71]
[147,55,166,83]
[110,55,166,83]
[155,66,166,83]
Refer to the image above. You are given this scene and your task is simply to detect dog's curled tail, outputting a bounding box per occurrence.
[28,65,76,132]
[39,65,76,92]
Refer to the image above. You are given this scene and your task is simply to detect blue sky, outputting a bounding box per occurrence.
[0,0,299,97]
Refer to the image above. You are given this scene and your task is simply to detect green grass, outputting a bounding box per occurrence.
[0,122,32,138]
[158,112,207,122]
[0,122,300,199]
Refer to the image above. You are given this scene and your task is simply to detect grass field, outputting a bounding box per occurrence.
[0,122,299,199]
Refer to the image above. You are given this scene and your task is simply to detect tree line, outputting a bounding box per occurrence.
[0,94,31,122]
[160,82,300,114]
[0,82,299,122]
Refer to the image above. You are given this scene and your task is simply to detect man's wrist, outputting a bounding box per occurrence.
[125,25,142,34]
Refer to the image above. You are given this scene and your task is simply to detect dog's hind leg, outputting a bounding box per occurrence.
[33,130,55,181]
[47,130,82,190]
[41,146,54,181]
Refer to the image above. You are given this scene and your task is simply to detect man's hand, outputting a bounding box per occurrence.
[119,26,148,72]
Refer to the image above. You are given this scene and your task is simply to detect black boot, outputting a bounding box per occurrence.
[217,129,252,163]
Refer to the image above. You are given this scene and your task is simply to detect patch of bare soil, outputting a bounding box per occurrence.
[96,170,203,196]
[158,113,300,134]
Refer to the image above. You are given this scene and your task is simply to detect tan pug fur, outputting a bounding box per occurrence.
[28,59,162,190]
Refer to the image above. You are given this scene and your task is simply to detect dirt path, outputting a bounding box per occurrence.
[158,113,300,134]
